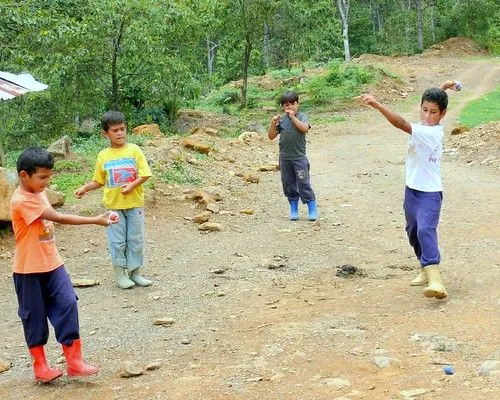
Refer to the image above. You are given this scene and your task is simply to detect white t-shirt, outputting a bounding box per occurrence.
[406,123,443,192]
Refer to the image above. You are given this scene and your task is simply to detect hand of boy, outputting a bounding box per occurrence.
[120,183,133,194]
[106,211,119,225]
[74,187,86,199]
[271,114,281,125]
[360,93,379,108]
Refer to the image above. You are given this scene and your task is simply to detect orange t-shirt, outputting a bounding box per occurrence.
[10,187,63,274]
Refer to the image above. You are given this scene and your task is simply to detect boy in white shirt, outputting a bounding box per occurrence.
[361,80,459,299]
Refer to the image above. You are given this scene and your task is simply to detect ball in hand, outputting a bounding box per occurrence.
[108,211,119,224]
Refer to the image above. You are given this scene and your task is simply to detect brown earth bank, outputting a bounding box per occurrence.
[0,39,499,399]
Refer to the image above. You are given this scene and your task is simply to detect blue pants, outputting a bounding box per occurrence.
[107,207,145,269]
[13,265,79,348]
[403,186,442,267]
[279,156,316,203]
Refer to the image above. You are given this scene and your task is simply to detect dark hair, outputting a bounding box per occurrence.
[280,91,299,105]
[421,87,448,112]
[101,110,126,131]
[16,147,54,176]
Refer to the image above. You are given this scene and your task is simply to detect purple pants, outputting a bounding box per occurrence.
[403,186,442,267]
[279,156,316,203]
[13,265,79,348]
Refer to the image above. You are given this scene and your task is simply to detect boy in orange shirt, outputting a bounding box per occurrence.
[10,147,118,382]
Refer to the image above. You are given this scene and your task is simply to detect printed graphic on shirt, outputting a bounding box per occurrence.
[104,157,138,188]
[428,146,441,163]
[39,219,55,242]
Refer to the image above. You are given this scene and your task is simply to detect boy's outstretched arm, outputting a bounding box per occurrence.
[41,206,116,227]
[74,181,103,199]
[361,94,412,135]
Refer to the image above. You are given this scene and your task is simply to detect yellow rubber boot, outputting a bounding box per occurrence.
[423,265,448,299]
[410,269,427,286]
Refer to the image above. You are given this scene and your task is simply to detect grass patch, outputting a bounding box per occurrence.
[311,114,346,125]
[158,161,202,186]
[50,171,92,199]
[190,60,391,116]
[458,86,500,128]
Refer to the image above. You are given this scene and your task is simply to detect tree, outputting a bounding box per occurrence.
[337,0,351,61]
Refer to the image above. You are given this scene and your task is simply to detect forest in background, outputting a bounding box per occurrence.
[0,0,498,153]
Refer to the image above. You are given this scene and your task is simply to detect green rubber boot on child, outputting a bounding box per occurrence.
[129,267,152,287]
[114,265,135,289]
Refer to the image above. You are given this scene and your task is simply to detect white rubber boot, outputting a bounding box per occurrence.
[410,269,427,286]
[423,265,448,299]
[129,268,152,287]
[114,266,135,289]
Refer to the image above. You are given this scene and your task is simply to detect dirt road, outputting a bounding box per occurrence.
[0,54,498,400]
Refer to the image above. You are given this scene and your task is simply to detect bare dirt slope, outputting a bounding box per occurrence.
[0,44,499,399]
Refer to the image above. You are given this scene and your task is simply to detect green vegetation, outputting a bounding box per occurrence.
[0,0,497,200]
[50,172,92,199]
[158,161,202,187]
[458,86,500,128]
[1,0,497,154]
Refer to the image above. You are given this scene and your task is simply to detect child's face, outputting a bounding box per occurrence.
[20,167,53,193]
[281,100,299,114]
[420,100,446,126]
[103,123,127,148]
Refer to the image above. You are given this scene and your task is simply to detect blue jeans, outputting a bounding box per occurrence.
[107,208,145,269]
[403,187,442,267]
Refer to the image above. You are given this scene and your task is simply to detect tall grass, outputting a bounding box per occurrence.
[458,86,500,128]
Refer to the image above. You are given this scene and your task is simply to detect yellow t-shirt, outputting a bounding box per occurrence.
[10,187,64,274]
[92,143,151,210]
[93,143,152,210]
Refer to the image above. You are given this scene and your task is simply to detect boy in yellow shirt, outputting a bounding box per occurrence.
[75,111,152,289]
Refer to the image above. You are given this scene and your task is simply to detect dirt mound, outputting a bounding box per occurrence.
[424,37,487,57]
[445,121,500,168]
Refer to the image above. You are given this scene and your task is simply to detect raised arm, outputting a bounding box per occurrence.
[361,94,412,135]
[440,80,457,91]
[268,114,281,140]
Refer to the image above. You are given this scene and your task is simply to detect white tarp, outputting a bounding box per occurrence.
[0,71,48,100]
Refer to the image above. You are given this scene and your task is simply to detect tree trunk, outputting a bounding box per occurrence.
[206,36,218,76]
[336,0,351,61]
[430,0,436,43]
[111,18,125,110]
[401,0,412,54]
[370,0,382,32]
[0,142,5,167]
[263,23,270,70]
[241,35,252,108]
[415,0,424,52]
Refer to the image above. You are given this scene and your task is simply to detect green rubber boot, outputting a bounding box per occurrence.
[114,266,135,289]
[129,268,152,287]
